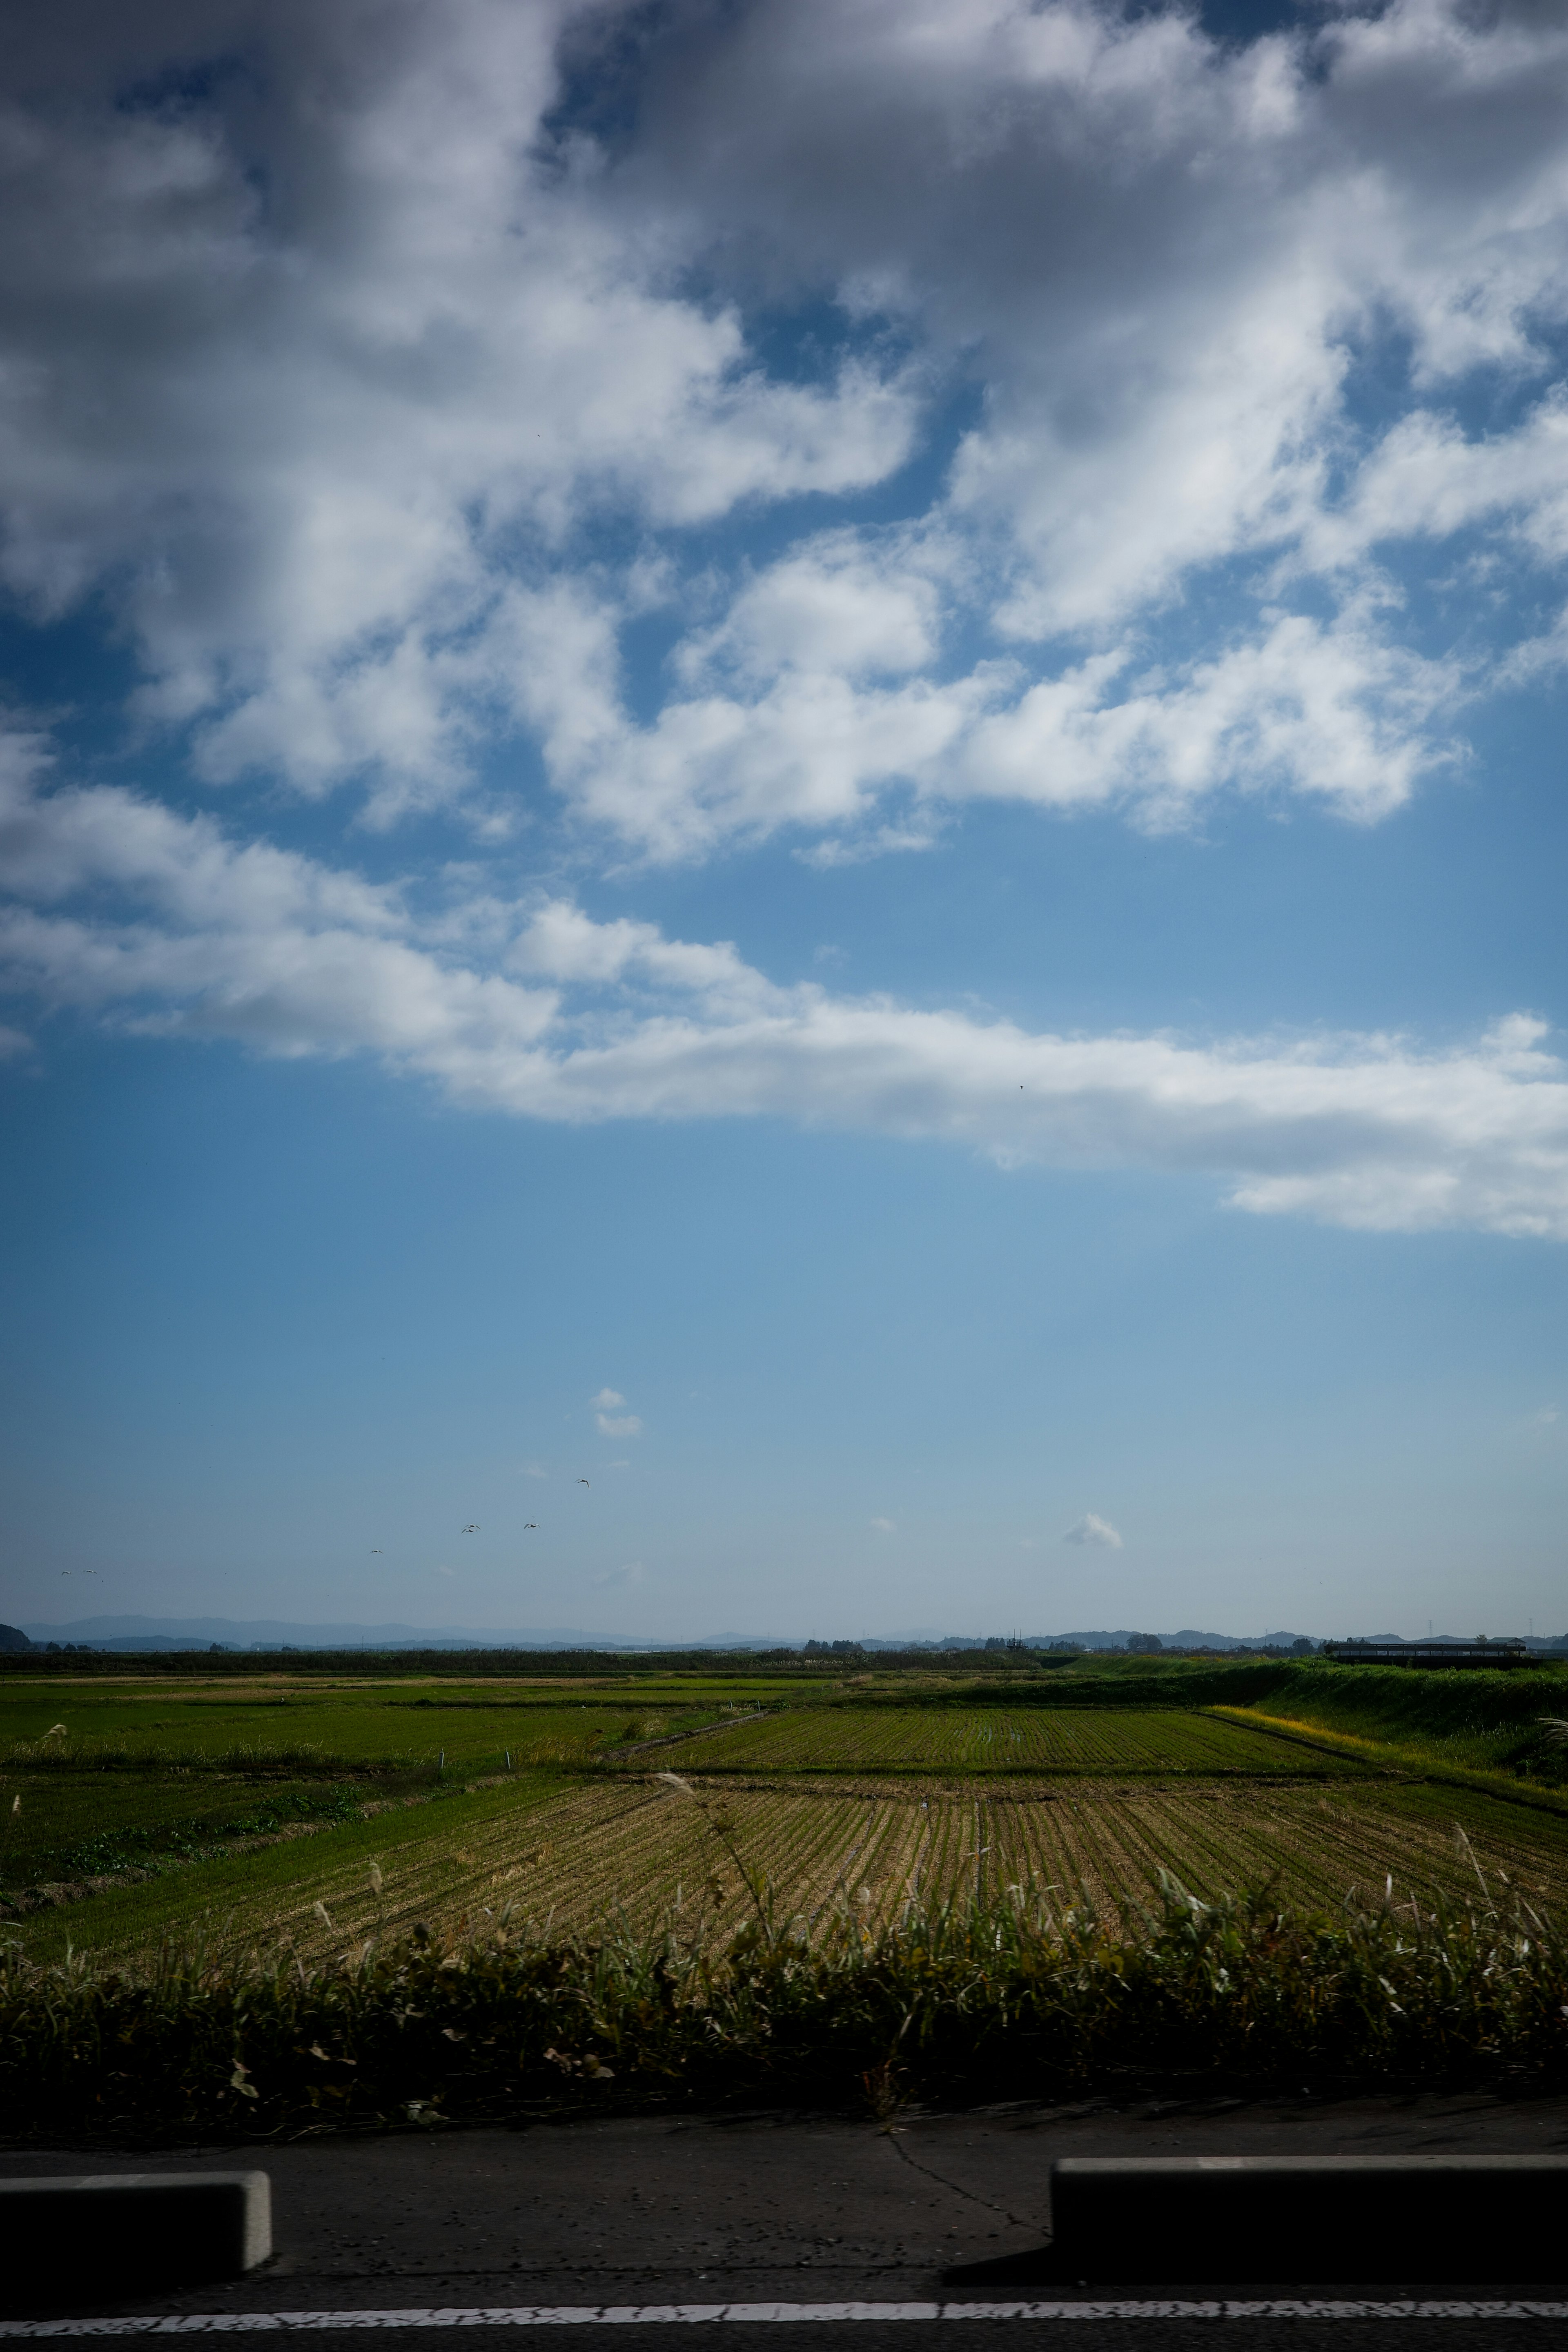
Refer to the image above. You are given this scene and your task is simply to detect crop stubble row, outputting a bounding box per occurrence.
[209,1774,1568,1968]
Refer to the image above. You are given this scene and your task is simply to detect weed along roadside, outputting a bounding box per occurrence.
[3,1875,1568,2141]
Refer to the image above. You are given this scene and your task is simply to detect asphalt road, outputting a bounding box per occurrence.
[4,2091,1568,2345]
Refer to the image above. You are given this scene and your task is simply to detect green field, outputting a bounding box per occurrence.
[5,1664,1567,1970]
[0,1680,752,1772]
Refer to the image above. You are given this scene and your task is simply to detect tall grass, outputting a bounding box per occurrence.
[3,1868,1564,2140]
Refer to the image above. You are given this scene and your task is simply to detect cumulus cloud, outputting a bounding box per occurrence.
[1062,1514,1123,1549]
[869,1516,897,1534]
[0,0,1564,851]
[590,1386,641,1435]
[521,581,1458,858]
[3,746,1568,1238]
[0,0,915,825]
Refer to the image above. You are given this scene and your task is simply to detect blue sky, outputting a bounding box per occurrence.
[2,0,1566,1643]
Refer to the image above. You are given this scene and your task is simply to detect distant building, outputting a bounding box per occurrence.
[1323,1637,1530,1669]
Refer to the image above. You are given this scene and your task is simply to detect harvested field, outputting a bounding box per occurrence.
[650,1705,1364,1775]
[145,1771,1568,1969]
[10,1674,1568,1977]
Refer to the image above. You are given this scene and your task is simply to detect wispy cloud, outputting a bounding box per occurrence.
[869,1516,897,1534]
[1062,1514,1123,1550]
[3,752,1567,1239]
[592,1561,645,1590]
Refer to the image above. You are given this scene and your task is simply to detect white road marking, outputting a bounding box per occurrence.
[4,2305,1568,2334]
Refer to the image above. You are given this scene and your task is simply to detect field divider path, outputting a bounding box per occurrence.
[604,1712,775,1762]
[659,1764,1357,1781]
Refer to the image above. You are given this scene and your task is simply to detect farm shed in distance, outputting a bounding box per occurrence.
[1323,1639,1530,1669]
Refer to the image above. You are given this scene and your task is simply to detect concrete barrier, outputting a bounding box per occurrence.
[1046,2154,1568,2283]
[0,2172,271,2308]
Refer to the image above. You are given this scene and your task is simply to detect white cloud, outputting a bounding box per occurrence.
[521,579,1459,855]
[434,1562,456,1578]
[951,608,1460,830]
[0,1,1565,851]
[4,748,1568,1241]
[527,0,1568,855]
[1302,397,1568,577]
[678,535,942,687]
[869,1516,897,1534]
[1062,1513,1123,1548]
[591,1386,640,1434]
[0,1,916,824]
[592,1561,644,1589]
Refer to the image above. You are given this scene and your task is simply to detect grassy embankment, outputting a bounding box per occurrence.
[1212,1660,1568,1770]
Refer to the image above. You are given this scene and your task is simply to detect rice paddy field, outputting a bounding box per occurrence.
[649,1704,1361,1775]
[5,1668,1568,1973]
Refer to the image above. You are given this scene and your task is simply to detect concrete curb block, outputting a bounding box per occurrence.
[1048,2155,1568,2284]
[0,2174,271,2308]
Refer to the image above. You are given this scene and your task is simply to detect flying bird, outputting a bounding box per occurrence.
[577,1479,590,1487]
[523,1523,537,1530]
[461,1523,481,1533]
[370,1548,383,1555]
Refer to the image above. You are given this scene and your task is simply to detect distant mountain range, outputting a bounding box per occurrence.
[16,1611,1563,1655]
[19,1615,684,1651]
[18,1612,1320,1652]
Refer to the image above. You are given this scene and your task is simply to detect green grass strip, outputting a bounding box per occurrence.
[1209,1708,1568,1821]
